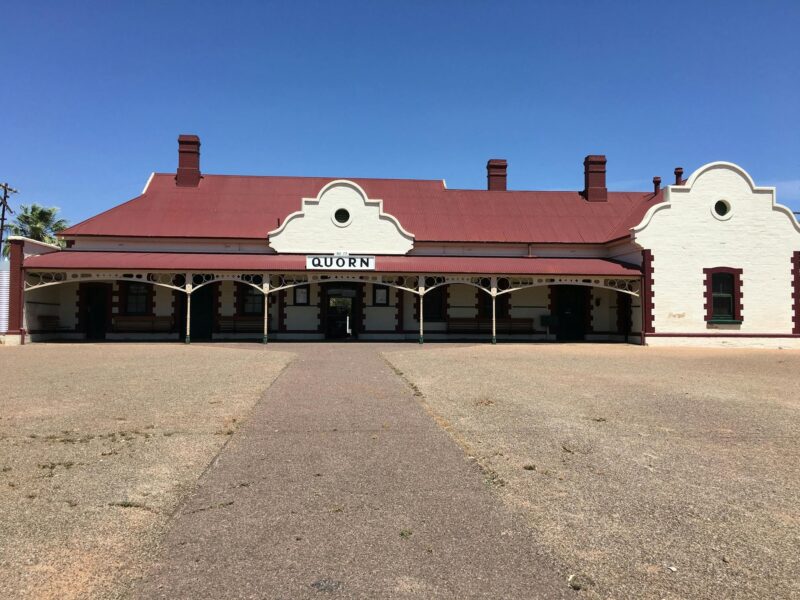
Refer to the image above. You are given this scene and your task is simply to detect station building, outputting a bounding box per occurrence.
[3,135,799,347]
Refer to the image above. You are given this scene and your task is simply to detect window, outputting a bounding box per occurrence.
[294,285,309,306]
[711,273,734,318]
[422,286,446,321]
[478,291,509,319]
[123,282,150,315]
[332,208,351,227]
[239,285,264,316]
[372,284,389,306]
[703,267,743,323]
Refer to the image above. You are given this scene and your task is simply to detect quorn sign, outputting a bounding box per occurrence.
[306,255,376,270]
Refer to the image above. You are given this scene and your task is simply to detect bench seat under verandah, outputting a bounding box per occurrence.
[218,315,264,334]
[446,317,537,334]
[112,315,174,333]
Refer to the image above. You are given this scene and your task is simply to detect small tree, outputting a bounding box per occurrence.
[2,204,68,257]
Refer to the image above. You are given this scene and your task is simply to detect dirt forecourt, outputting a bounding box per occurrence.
[0,344,293,600]
[1,342,798,599]
[384,344,800,600]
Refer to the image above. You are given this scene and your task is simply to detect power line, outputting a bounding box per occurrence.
[0,182,18,258]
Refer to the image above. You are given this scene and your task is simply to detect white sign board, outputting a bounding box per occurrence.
[306,255,376,270]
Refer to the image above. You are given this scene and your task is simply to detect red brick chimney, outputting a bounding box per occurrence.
[583,155,607,202]
[487,159,507,191]
[176,134,201,187]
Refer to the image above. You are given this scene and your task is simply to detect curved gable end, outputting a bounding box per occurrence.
[268,180,414,254]
[631,161,800,339]
[633,161,800,236]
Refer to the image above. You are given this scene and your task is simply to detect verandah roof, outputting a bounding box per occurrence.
[24,251,640,277]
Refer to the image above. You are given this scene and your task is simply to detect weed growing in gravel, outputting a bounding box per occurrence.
[399,529,413,539]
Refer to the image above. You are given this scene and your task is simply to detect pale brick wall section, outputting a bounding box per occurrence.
[633,162,800,338]
[217,281,235,317]
[268,180,414,255]
[508,286,548,326]
[364,284,397,331]
[448,284,478,318]
[154,285,175,318]
[590,287,617,332]
[285,283,320,331]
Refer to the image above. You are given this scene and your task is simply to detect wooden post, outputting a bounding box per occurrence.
[418,276,425,344]
[262,277,270,344]
[491,276,497,345]
[184,275,192,344]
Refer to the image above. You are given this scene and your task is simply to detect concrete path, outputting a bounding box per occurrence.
[134,344,569,599]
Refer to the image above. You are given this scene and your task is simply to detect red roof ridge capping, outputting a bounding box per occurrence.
[152,172,449,184]
[60,172,661,244]
[24,251,641,277]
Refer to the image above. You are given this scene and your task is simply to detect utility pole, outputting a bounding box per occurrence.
[0,182,17,258]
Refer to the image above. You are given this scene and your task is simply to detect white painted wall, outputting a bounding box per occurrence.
[154,285,174,317]
[363,283,397,331]
[268,180,414,254]
[507,286,548,327]
[218,281,235,317]
[284,284,320,331]
[448,284,477,318]
[633,162,800,338]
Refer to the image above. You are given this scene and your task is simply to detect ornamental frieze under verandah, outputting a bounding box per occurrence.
[19,266,644,344]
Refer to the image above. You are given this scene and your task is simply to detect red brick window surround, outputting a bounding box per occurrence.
[120,281,153,316]
[703,267,743,323]
[793,252,800,334]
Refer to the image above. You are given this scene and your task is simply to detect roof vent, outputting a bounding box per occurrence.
[487,159,507,191]
[582,155,607,202]
[176,134,202,187]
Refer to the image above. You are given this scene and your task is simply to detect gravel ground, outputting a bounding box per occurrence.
[0,344,294,600]
[384,344,800,600]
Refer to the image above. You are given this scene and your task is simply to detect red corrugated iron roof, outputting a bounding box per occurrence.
[61,173,660,244]
[24,251,640,276]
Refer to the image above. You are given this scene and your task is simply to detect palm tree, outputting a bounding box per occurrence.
[2,204,68,257]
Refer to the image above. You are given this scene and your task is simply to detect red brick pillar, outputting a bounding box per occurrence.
[641,250,655,344]
[7,239,25,343]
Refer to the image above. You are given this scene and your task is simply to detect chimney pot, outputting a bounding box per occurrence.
[583,155,607,202]
[653,176,661,194]
[674,167,684,185]
[176,134,202,187]
[487,159,507,191]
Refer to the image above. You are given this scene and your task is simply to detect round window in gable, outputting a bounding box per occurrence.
[713,200,732,220]
[333,208,351,226]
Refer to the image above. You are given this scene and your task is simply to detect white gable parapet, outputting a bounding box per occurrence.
[268,180,414,255]
[631,161,800,347]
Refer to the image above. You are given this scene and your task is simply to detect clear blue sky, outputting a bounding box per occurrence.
[2,0,799,226]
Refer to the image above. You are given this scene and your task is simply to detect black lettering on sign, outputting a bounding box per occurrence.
[311,257,322,268]
[335,257,346,268]
[360,257,370,268]
[323,257,334,268]
[348,257,357,267]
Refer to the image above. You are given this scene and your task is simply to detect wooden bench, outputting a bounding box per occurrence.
[218,316,263,334]
[112,315,173,333]
[447,317,536,334]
